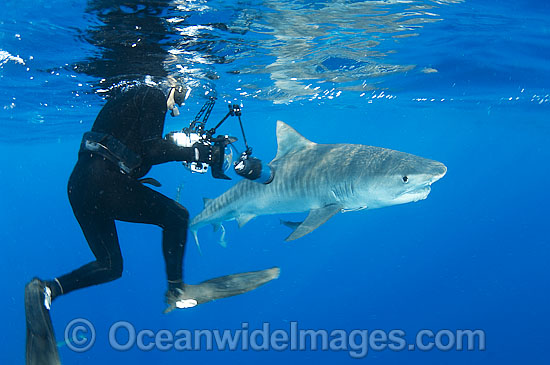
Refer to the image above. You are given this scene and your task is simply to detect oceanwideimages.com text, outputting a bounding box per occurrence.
[65,318,486,358]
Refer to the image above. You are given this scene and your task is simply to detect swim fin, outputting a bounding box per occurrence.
[164,267,280,313]
[25,278,60,365]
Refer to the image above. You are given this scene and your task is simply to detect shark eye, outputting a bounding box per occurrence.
[402,176,409,183]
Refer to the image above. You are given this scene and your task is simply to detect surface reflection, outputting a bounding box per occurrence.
[72,0,462,102]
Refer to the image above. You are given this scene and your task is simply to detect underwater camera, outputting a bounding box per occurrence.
[165,98,273,182]
[165,98,237,179]
[234,152,274,184]
[165,129,236,179]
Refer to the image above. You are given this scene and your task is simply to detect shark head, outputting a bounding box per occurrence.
[272,121,446,211]
[359,148,447,209]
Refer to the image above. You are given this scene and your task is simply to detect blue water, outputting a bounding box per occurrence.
[1,0,549,363]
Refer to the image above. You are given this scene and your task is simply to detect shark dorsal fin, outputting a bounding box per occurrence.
[274,121,315,161]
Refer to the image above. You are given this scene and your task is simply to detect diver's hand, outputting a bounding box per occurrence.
[191,142,211,163]
[234,155,274,184]
[192,142,221,166]
[209,144,223,168]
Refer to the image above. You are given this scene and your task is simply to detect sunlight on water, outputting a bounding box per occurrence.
[236,0,447,103]
[0,0,547,140]
[162,0,465,103]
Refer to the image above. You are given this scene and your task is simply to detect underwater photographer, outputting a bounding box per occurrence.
[24,84,278,364]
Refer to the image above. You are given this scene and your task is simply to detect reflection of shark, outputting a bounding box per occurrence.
[189,121,446,245]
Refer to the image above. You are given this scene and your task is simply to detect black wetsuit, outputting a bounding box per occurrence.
[56,86,196,296]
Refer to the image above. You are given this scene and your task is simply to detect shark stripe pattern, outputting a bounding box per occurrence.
[189,121,446,246]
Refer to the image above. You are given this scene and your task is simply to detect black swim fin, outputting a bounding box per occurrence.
[138,177,162,187]
[25,278,60,365]
[164,267,280,313]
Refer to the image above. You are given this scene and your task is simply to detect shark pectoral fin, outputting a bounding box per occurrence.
[236,214,256,228]
[285,204,342,241]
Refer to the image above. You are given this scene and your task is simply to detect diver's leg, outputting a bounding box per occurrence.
[162,214,188,290]
[39,157,125,300]
[25,214,122,363]
[105,179,282,311]
[54,212,123,296]
[110,179,189,289]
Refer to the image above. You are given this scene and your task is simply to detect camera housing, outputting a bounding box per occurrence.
[165,130,210,174]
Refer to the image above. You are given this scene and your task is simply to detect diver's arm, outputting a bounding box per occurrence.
[141,138,213,166]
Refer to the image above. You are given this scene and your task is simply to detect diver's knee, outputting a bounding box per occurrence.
[174,202,189,221]
[111,263,123,280]
[111,258,123,279]
[167,202,189,226]
[100,258,123,281]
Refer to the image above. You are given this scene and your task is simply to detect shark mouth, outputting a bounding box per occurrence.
[402,168,446,203]
[410,185,431,202]
[395,185,432,204]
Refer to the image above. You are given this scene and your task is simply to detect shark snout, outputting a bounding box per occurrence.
[429,163,447,184]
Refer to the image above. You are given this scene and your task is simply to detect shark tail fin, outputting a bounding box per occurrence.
[191,229,203,255]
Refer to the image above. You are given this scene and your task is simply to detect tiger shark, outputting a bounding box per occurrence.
[189,121,446,245]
